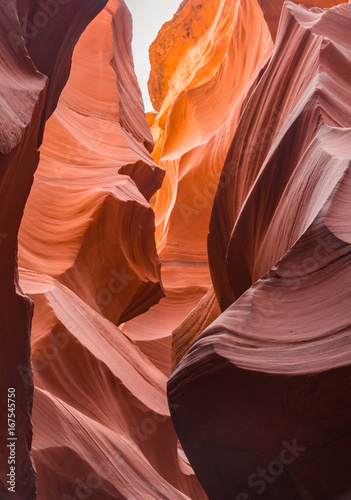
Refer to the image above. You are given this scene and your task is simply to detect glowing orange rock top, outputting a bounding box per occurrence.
[148,0,221,112]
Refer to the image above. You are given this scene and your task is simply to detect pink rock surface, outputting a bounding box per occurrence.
[169,3,351,499]
[0,1,107,498]
[1,0,350,498]
[15,0,205,498]
[19,0,165,327]
[208,1,351,311]
[19,269,204,499]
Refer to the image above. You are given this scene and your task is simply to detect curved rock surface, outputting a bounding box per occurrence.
[208,0,351,311]
[146,0,348,378]
[16,0,205,498]
[0,1,107,498]
[2,0,351,498]
[19,0,165,327]
[257,0,346,39]
[148,0,221,112]
[169,3,351,499]
[19,269,205,499]
[123,0,273,375]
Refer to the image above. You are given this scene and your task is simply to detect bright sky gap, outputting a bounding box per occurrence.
[126,0,182,112]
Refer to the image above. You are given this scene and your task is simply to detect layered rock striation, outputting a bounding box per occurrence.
[123,0,273,376]
[1,0,350,499]
[0,1,108,498]
[18,0,165,327]
[16,0,205,498]
[168,3,351,499]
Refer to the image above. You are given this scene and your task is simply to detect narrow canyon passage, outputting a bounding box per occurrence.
[0,0,350,499]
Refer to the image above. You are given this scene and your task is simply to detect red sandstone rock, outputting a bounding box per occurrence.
[171,286,220,371]
[19,0,165,327]
[123,0,273,376]
[208,0,351,311]
[18,269,205,499]
[16,0,205,498]
[257,0,346,39]
[0,1,107,498]
[2,0,351,498]
[169,3,351,499]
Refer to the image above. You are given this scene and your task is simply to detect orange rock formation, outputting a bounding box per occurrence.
[123,0,273,376]
[15,1,205,498]
[0,1,108,497]
[1,0,350,499]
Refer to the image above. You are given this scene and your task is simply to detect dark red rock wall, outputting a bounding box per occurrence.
[0,1,107,498]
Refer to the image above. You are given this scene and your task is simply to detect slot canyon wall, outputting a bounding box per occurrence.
[169,2,351,500]
[0,0,350,499]
[0,0,109,498]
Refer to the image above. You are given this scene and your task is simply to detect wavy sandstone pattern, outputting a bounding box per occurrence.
[0,1,108,498]
[1,0,350,499]
[257,0,345,39]
[20,270,204,499]
[144,0,347,376]
[16,0,205,498]
[19,0,165,327]
[123,0,273,376]
[169,3,351,499]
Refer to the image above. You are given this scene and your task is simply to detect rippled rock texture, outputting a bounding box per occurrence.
[169,2,351,499]
[125,0,273,377]
[1,0,350,499]
[0,0,108,498]
[14,0,204,498]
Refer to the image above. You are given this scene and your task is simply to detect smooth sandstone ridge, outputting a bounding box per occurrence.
[16,0,205,498]
[0,1,108,498]
[18,0,165,327]
[123,0,273,377]
[168,2,351,499]
[141,0,347,377]
[0,0,350,499]
[257,0,345,39]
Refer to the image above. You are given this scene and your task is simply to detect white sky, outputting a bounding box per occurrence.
[126,0,182,112]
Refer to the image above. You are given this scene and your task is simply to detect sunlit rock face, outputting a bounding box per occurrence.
[168,2,351,499]
[16,1,205,498]
[135,0,349,377]
[122,0,273,376]
[1,0,350,499]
